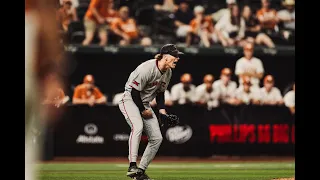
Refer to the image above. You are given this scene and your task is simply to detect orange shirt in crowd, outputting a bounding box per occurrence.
[256,8,277,29]
[73,84,104,100]
[105,9,119,23]
[190,16,214,34]
[85,0,113,23]
[111,18,139,38]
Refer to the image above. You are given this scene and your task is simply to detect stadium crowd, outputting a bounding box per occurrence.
[56,0,295,47]
[44,43,295,114]
[50,0,295,115]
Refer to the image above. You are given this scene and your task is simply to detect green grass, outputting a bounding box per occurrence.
[39,161,295,180]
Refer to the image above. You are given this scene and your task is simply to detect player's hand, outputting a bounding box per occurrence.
[159,109,167,115]
[141,109,153,119]
[122,33,130,41]
[88,96,95,106]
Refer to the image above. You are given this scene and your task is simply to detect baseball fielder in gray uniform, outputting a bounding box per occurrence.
[119,44,182,180]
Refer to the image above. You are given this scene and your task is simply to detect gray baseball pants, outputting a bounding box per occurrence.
[118,91,163,170]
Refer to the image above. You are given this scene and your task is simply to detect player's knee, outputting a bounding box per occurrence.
[154,135,163,145]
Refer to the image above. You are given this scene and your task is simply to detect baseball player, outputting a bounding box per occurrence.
[213,68,238,105]
[118,44,182,180]
[235,43,264,90]
[259,75,284,105]
[283,83,295,114]
[195,74,220,110]
[170,73,197,105]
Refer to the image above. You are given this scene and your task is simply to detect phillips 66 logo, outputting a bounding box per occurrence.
[166,125,193,144]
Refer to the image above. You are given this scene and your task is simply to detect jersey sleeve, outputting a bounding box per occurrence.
[93,87,104,99]
[89,0,100,10]
[194,85,204,102]
[164,90,172,101]
[235,59,244,75]
[256,59,264,73]
[170,84,180,102]
[274,88,283,102]
[110,18,120,32]
[188,85,198,102]
[284,91,295,107]
[129,69,149,91]
[214,13,228,31]
[73,86,82,99]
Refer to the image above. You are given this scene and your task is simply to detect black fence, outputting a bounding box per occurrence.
[50,104,294,158]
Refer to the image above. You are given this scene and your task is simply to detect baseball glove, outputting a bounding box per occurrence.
[159,113,180,127]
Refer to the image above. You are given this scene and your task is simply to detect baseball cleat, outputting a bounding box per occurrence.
[126,166,139,178]
[135,169,152,180]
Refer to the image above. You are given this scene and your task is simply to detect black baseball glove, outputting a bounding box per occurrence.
[159,113,180,127]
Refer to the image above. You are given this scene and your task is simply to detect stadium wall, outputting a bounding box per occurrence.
[48,104,294,158]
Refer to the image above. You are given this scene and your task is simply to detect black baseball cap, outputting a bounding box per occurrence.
[160,44,184,58]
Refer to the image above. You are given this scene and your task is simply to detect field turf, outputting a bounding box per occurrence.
[39,161,294,180]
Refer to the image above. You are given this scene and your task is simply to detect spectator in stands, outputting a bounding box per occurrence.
[235,75,261,105]
[213,68,239,105]
[256,0,279,35]
[154,0,178,13]
[59,0,79,9]
[174,1,194,41]
[235,43,264,90]
[195,74,220,110]
[186,5,217,47]
[56,0,78,32]
[242,5,275,48]
[277,0,295,41]
[72,74,107,106]
[110,6,140,46]
[82,0,118,46]
[283,83,295,114]
[215,5,246,47]
[259,75,284,105]
[150,90,173,107]
[171,73,197,105]
[211,0,237,23]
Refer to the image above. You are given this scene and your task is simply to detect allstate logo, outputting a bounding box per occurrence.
[84,123,98,135]
[166,125,193,144]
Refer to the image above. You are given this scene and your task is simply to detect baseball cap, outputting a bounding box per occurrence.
[283,0,295,6]
[242,76,251,85]
[264,75,274,83]
[204,74,214,83]
[160,44,184,58]
[83,74,95,84]
[221,68,232,76]
[194,5,205,13]
[244,43,254,51]
[226,0,236,4]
